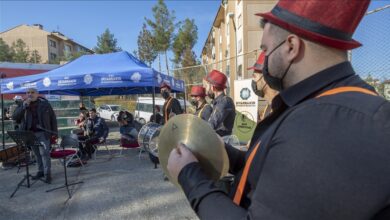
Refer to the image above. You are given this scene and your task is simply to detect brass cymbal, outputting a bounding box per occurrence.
[158,114,229,188]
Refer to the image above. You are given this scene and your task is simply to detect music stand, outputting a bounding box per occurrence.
[7,130,43,198]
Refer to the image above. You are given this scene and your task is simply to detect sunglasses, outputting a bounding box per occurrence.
[26,91,36,94]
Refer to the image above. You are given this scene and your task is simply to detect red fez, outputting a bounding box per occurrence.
[190,86,206,97]
[257,0,370,50]
[247,52,266,72]
[204,70,227,89]
[160,82,171,90]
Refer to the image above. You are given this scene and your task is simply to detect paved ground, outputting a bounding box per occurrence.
[0,131,198,220]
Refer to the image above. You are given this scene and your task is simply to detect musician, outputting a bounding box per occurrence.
[160,82,183,124]
[13,88,57,184]
[203,70,236,137]
[78,108,108,159]
[190,86,212,121]
[149,105,163,125]
[117,111,138,146]
[167,0,390,219]
[248,52,278,121]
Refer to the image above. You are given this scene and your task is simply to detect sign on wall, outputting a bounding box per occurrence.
[233,79,258,143]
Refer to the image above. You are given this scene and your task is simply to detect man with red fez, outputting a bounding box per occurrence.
[248,51,278,120]
[202,70,236,137]
[160,82,183,125]
[167,0,390,219]
[190,85,213,121]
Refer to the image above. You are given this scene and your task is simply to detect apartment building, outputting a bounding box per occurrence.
[0,24,93,64]
[201,0,277,96]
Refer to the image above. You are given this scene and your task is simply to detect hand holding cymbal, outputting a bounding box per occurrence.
[158,114,229,188]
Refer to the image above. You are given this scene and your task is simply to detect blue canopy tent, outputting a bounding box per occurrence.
[0,51,186,152]
[0,51,185,96]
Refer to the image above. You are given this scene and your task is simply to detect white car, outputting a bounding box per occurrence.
[134,97,190,124]
[97,104,121,121]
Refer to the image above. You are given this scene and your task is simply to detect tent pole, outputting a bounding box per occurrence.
[1,73,7,151]
[152,87,156,123]
[183,87,187,113]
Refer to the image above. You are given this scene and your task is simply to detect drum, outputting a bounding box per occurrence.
[137,122,162,159]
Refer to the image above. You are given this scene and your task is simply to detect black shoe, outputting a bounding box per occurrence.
[45,175,52,184]
[32,172,44,180]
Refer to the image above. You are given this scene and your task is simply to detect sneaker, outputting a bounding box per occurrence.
[32,171,44,180]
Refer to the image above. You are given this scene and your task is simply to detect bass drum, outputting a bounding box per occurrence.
[137,122,162,166]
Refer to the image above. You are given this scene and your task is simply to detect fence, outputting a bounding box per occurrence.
[352,5,390,100]
[170,5,390,100]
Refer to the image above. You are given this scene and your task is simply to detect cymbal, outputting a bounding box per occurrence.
[158,114,229,188]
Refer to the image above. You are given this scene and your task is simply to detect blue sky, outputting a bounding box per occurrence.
[0,0,389,79]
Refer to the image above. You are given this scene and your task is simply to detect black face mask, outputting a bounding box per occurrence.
[207,91,215,100]
[161,91,170,99]
[190,99,198,106]
[251,75,266,97]
[262,40,293,91]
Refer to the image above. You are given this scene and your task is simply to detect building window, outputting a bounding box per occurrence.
[50,53,57,60]
[64,44,72,52]
[49,40,57,48]
[238,64,242,79]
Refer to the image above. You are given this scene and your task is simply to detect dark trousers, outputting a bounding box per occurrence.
[78,136,99,158]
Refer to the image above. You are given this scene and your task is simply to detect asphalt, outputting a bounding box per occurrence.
[0,131,198,220]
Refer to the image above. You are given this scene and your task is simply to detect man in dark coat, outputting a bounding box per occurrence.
[160,82,183,125]
[204,70,236,137]
[166,0,390,219]
[13,88,57,183]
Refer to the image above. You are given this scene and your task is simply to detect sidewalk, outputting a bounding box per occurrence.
[0,133,198,220]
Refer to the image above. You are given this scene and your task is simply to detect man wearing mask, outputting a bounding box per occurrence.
[166,0,390,219]
[248,52,278,120]
[13,88,57,184]
[190,86,212,121]
[160,82,183,125]
[204,70,236,137]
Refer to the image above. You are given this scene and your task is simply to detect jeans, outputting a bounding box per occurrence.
[31,132,51,175]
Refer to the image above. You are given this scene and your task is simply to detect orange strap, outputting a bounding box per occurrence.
[316,86,377,98]
[232,86,377,206]
[164,97,173,122]
[233,141,261,205]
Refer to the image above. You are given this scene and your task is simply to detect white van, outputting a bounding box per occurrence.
[134,97,190,124]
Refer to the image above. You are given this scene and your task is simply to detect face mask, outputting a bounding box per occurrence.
[207,90,215,99]
[161,91,170,99]
[190,99,198,106]
[262,40,293,91]
[251,75,266,97]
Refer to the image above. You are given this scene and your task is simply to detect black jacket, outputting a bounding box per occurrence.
[13,97,58,139]
[162,97,183,124]
[208,93,236,137]
[86,116,108,139]
[178,62,390,220]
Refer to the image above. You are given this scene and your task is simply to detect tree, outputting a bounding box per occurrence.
[145,0,175,75]
[136,23,158,66]
[94,28,121,54]
[29,50,42,63]
[11,39,30,63]
[172,18,198,65]
[0,38,13,61]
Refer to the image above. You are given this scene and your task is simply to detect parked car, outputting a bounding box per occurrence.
[97,104,121,121]
[134,97,190,124]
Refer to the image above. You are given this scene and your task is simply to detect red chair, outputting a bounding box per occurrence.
[47,135,83,199]
[119,138,142,158]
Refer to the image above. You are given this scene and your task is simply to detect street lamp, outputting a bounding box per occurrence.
[228,12,238,81]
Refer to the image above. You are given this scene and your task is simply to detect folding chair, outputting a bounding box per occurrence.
[119,138,143,158]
